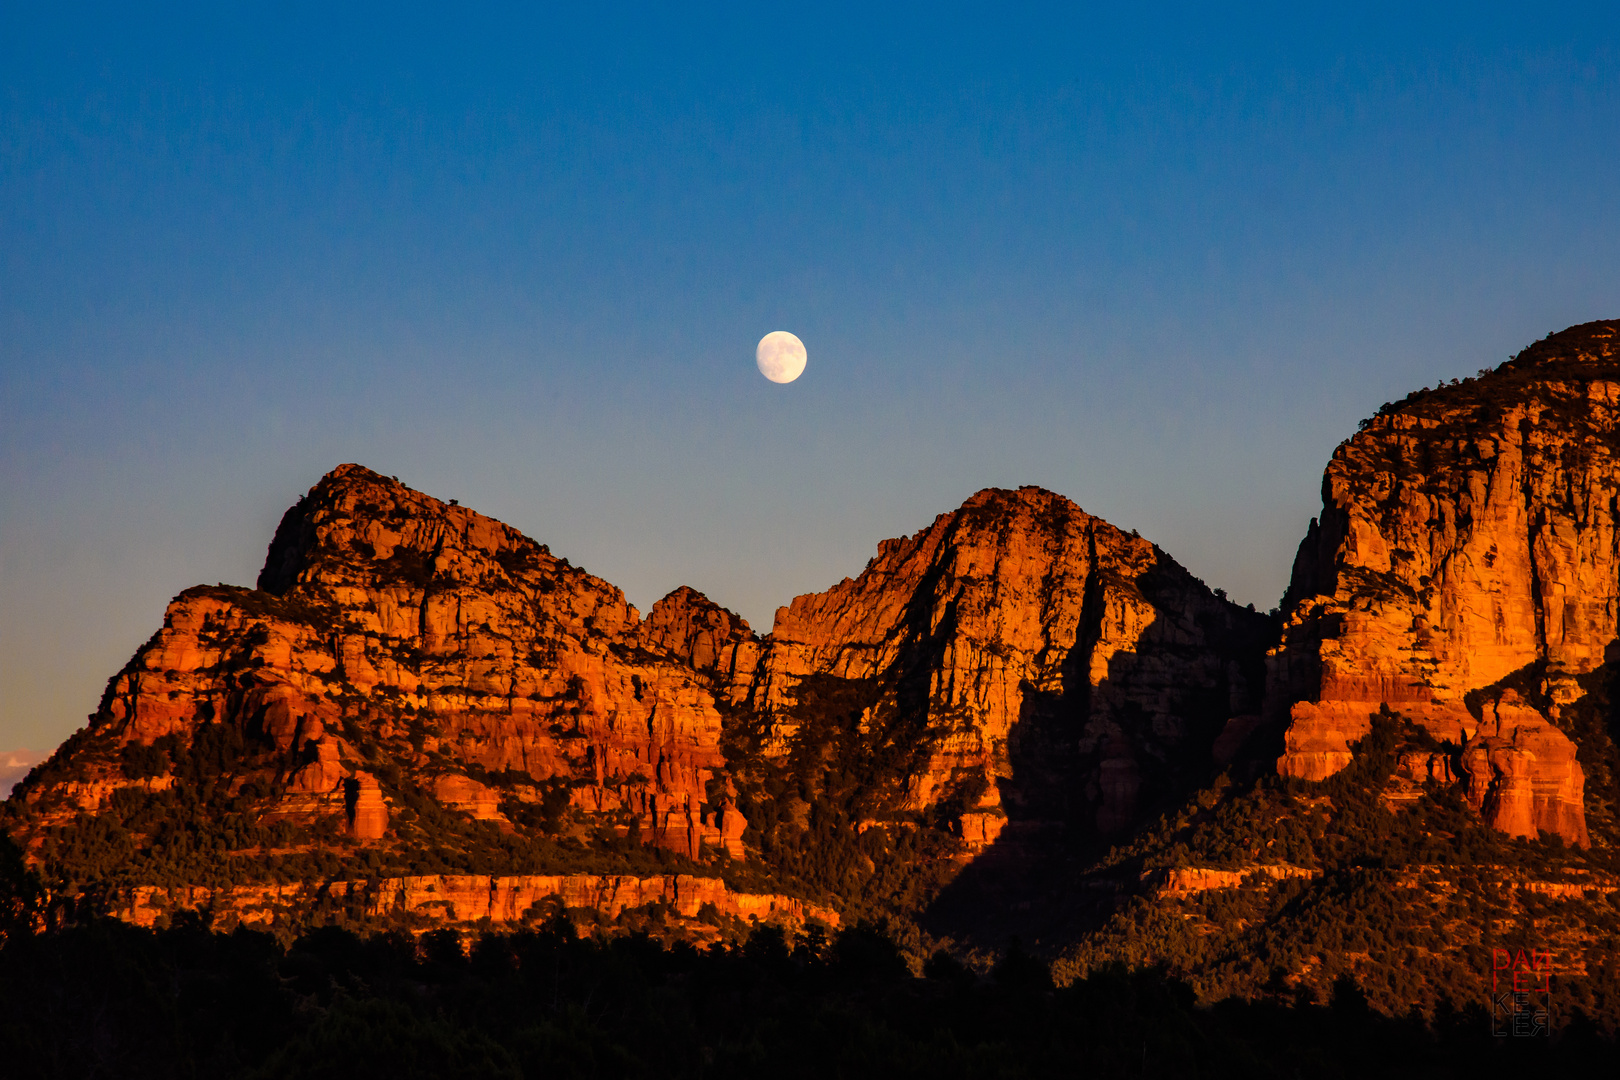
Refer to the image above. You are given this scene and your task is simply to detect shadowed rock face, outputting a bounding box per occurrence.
[752,486,1274,843]
[1269,321,1620,845]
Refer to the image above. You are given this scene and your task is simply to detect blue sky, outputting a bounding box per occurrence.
[3,3,1618,752]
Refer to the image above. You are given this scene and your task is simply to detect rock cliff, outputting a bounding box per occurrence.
[13,465,745,862]
[17,319,1617,948]
[641,586,762,707]
[118,873,837,935]
[3,469,1277,931]
[749,486,1274,843]
[1269,322,1620,845]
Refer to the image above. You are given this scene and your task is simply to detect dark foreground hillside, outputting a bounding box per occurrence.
[1043,711,1620,1024]
[0,900,1611,1080]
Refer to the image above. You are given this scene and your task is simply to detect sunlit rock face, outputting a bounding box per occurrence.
[19,464,742,859]
[1268,321,1620,846]
[751,486,1274,840]
[29,313,1618,913]
[642,586,762,709]
[15,472,1268,883]
[117,874,838,933]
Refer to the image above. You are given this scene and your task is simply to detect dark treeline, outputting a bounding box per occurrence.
[0,910,1612,1079]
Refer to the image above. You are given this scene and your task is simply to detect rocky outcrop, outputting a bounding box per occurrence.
[118,873,837,932]
[13,465,742,859]
[751,486,1274,838]
[1519,878,1619,900]
[0,750,43,800]
[1144,863,1318,897]
[1269,322,1620,845]
[431,774,503,821]
[641,587,761,706]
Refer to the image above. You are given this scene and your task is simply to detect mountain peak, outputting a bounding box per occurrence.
[753,482,1271,847]
[257,463,563,605]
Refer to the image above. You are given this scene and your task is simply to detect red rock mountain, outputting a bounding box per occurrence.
[11,316,1620,936]
[18,465,746,861]
[749,487,1273,847]
[1269,321,1620,845]
[7,468,1270,917]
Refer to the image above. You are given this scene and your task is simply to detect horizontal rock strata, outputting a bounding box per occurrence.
[118,873,837,932]
[1144,864,1319,897]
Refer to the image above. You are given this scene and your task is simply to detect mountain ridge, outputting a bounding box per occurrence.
[6,321,1620,1023]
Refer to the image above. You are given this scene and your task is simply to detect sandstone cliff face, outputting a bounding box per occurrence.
[118,873,837,934]
[751,486,1274,840]
[16,347,1620,955]
[641,587,762,707]
[17,465,743,860]
[1270,322,1620,845]
[6,474,1273,917]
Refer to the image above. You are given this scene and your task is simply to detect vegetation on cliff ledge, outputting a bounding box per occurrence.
[1059,711,1620,1026]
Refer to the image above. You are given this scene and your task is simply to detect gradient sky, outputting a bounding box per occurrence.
[3,3,1618,754]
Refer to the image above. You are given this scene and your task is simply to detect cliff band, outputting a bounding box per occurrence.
[1269,322,1620,845]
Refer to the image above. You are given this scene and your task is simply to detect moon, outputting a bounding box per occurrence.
[756,331,807,384]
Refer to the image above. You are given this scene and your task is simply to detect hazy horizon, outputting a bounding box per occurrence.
[5,3,1620,754]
